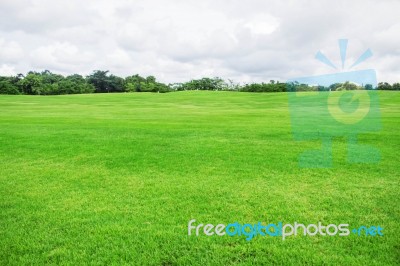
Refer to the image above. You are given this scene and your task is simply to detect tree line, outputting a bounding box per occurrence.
[0,70,399,95]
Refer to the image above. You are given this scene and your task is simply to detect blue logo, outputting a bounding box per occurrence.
[188,219,384,241]
[287,39,381,168]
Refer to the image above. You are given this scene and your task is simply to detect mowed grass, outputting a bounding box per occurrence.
[0,91,399,265]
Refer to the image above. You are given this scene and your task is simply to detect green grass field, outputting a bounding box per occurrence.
[0,91,399,265]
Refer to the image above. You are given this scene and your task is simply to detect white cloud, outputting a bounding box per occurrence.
[0,64,16,76]
[243,14,280,35]
[0,39,24,62]
[0,0,399,83]
[29,42,95,74]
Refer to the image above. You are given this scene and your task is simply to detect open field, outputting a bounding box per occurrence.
[0,91,399,265]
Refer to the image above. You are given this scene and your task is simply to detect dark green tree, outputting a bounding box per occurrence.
[0,77,20,94]
[378,82,392,90]
[364,84,374,90]
[391,83,400,91]
[18,73,43,95]
[87,70,112,93]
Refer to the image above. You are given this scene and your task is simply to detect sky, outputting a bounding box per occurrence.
[0,0,399,83]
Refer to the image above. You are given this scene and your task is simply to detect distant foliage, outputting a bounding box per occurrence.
[241,81,286,92]
[0,70,398,95]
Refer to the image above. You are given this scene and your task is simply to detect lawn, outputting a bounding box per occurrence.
[0,91,399,265]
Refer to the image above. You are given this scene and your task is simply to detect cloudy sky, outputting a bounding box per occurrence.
[0,0,399,83]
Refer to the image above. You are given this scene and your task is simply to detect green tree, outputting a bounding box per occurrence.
[125,74,146,92]
[41,70,64,85]
[18,73,43,95]
[392,83,400,91]
[378,82,392,90]
[364,84,374,90]
[108,75,125,92]
[336,81,360,91]
[0,77,20,94]
[87,70,111,93]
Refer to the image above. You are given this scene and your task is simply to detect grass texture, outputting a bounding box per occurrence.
[0,91,399,265]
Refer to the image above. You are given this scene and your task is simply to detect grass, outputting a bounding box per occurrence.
[0,91,399,265]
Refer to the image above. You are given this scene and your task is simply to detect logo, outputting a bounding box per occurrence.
[327,90,370,124]
[287,39,381,168]
[188,219,384,241]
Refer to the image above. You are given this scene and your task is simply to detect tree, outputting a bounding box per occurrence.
[0,77,20,94]
[108,75,125,92]
[0,70,399,95]
[336,81,360,91]
[56,74,94,94]
[392,83,400,91]
[87,70,111,93]
[378,82,392,90]
[179,77,228,91]
[125,74,146,92]
[364,84,374,90]
[18,73,43,95]
[227,79,240,91]
[41,70,64,85]
[125,75,170,93]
